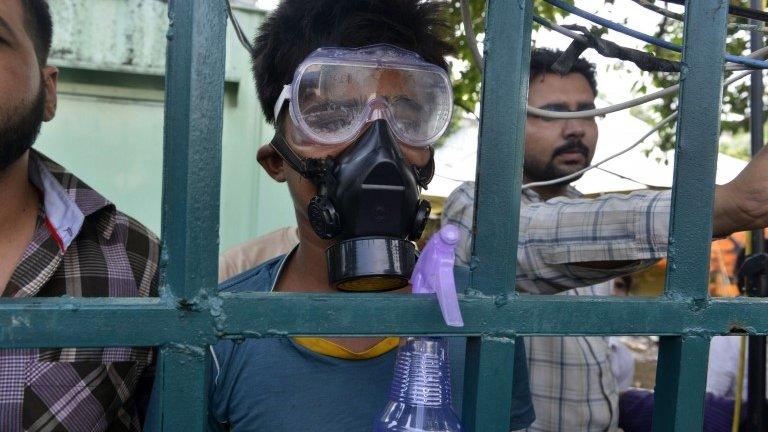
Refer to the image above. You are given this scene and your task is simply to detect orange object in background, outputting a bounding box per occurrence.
[709,235,743,298]
[628,230,768,298]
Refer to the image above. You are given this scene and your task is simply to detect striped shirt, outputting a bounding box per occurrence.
[441,181,671,432]
[1,150,159,432]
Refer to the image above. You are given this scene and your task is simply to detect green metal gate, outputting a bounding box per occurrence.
[1,0,762,431]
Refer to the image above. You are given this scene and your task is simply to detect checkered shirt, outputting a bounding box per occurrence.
[1,150,160,432]
[441,181,671,432]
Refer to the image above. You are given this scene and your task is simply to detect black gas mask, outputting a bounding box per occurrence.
[270,119,434,292]
[267,44,453,291]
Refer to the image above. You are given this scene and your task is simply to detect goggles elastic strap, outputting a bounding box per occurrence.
[269,132,329,184]
[413,146,435,189]
[274,85,292,122]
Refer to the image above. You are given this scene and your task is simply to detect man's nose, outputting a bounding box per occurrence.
[562,119,586,140]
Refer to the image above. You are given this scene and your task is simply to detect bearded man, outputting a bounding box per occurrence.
[0,1,159,430]
[442,47,768,431]
[444,49,618,432]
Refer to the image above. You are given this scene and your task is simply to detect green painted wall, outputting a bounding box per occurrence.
[35,0,294,252]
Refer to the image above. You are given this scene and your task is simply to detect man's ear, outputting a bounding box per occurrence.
[42,66,58,122]
[257,143,287,182]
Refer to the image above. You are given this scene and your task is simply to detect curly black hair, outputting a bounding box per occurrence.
[252,0,455,124]
[20,0,53,65]
[530,48,598,96]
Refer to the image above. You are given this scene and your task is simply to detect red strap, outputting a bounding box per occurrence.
[44,217,64,252]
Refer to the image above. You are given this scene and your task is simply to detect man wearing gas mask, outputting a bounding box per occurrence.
[204,1,535,431]
[443,48,768,431]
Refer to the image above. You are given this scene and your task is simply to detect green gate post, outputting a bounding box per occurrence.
[653,336,712,432]
[156,0,228,429]
[653,0,728,430]
[154,345,210,430]
[462,336,519,431]
[465,0,532,430]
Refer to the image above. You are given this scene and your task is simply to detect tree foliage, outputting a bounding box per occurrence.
[639,4,757,153]
[446,0,760,156]
[445,0,568,115]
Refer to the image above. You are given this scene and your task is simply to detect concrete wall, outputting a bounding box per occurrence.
[36,0,295,252]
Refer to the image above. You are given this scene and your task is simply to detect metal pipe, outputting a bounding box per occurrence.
[460,0,484,73]
[747,1,767,430]
[747,335,767,430]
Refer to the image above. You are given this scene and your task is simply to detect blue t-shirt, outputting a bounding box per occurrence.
[206,255,534,431]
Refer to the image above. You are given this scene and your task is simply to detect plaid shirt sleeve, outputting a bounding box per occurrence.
[441,181,671,294]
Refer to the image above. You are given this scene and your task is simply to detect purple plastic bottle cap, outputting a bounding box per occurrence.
[410,225,464,327]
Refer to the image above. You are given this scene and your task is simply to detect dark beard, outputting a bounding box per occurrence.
[523,139,591,185]
[0,87,46,172]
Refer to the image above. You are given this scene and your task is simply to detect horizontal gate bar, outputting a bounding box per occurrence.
[216,294,768,336]
[2,295,768,347]
[0,298,214,348]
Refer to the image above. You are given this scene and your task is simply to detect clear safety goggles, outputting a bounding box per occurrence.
[273,44,453,148]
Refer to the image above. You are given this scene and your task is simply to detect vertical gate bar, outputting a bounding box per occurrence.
[747,334,767,430]
[469,0,531,296]
[464,0,531,428]
[747,0,768,427]
[655,2,727,429]
[749,0,765,167]
[156,0,226,428]
[462,336,517,432]
[153,345,210,431]
[662,0,728,300]
[652,336,711,432]
[160,0,227,300]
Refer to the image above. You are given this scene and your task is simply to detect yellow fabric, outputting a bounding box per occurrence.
[218,227,399,360]
[293,337,400,360]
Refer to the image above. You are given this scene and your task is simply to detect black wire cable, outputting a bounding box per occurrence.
[546,0,768,68]
[595,167,656,189]
[630,0,768,33]
[663,0,768,23]
[224,0,255,55]
[553,24,682,73]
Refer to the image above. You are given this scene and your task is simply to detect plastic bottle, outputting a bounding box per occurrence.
[373,225,465,432]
